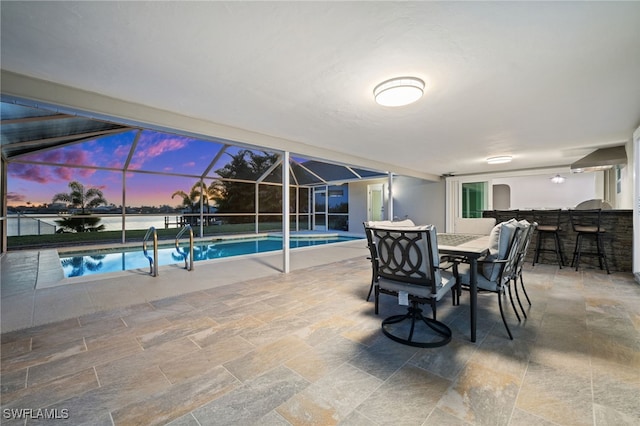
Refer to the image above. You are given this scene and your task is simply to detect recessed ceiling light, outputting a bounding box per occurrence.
[486,156,512,164]
[374,77,425,107]
[551,174,566,184]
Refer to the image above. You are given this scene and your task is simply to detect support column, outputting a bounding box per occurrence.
[387,172,394,220]
[282,151,290,273]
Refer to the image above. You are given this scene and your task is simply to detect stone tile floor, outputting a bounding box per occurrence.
[1,255,639,425]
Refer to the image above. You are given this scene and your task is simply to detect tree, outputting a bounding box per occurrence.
[52,181,108,232]
[214,150,280,222]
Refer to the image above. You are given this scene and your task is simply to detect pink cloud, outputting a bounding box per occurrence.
[6,192,25,203]
[24,147,91,166]
[9,162,96,184]
[9,163,50,183]
[133,134,190,164]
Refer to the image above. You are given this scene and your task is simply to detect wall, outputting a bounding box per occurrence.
[492,172,597,209]
[348,175,446,234]
[348,179,381,234]
[390,175,446,230]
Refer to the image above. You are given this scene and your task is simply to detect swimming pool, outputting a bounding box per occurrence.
[59,235,363,277]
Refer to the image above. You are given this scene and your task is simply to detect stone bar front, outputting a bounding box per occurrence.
[483,209,633,273]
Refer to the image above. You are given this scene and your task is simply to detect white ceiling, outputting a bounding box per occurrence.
[2,1,640,178]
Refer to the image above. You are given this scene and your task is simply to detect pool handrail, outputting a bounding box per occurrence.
[142,226,159,277]
[175,224,194,271]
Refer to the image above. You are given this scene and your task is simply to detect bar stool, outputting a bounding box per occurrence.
[532,209,565,268]
[569,208,610,274]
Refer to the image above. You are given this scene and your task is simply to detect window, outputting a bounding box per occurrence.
[462,182,488,218]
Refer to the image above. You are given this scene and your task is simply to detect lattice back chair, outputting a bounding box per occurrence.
[512,221,536,318]
[369,225,458,348]
[458,222,523,339]
[362,220,415,301]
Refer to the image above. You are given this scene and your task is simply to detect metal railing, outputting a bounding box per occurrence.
[175,224,194,271]
[142,226,159,277]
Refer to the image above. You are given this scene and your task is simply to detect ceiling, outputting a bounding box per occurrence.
[1,1,639,178]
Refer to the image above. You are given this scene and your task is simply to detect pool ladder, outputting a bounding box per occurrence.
[143,225,194,277]
[143,226,159,277]
[175,224,194,272]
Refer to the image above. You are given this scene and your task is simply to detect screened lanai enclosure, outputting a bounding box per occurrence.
[0,99,387,253]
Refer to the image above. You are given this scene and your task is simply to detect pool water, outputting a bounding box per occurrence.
[59,235,362,277]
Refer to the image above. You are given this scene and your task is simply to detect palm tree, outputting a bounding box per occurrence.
[172,181,224,224]
[171,183,204,226]
[52,181,108,213]
[52,181,108,232]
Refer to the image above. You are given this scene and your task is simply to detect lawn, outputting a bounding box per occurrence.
[8,222,284,250]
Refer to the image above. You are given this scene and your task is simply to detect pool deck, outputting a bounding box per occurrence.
[1,238,368,333]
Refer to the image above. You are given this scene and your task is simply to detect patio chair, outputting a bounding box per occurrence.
[362,219,415,301]
[458,219,523,339]
[511,220,536,318]
[368,224,459,348]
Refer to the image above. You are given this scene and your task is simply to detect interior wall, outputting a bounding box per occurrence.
[391,175,446,230]
[632,126,639,277]
[492,184,511,209]
[492,173,597,209]
[348,176,446,233]
[348,179,384,234]
[619,139,634,209]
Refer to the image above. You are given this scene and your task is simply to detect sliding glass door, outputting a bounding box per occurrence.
[461,181,488,218]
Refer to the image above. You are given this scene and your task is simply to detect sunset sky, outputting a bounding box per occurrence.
[6,130,272,208]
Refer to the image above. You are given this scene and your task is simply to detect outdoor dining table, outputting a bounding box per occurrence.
[437,233,490,343]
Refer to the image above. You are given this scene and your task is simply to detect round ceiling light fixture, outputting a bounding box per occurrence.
[486,156,513,164]
[551,174,566,184]
[374,77,425,107]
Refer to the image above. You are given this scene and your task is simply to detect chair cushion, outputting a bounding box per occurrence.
[482,219,518,281]
[458,263,500,292]
[378,269,456,301]
[574,225,604,233]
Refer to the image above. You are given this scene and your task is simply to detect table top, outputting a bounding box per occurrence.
[437,233,489,258]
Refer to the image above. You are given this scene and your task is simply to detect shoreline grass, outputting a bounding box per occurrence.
[8,223,284,250]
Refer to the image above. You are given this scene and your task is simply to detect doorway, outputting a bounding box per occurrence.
[368,184,384,221]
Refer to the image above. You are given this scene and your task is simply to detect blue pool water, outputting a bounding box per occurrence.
[59,235,362,278]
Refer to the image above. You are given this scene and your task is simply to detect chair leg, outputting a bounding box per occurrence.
[498,290,514,340]
[451,278,461,306]
[366,277,374,301]
[532,232,542,266]
[507,284,521,322]
[597,234,611,274]
[381,301,452,348]
[513,278,527,319]
[572,233,583,271]
[520,274,531,306]
[374,286,380,315]
[553,232,564,268]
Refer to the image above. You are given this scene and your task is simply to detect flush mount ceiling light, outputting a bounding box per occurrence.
[374,77,425,107]
[551,174,566,184]
[486,156,512,164]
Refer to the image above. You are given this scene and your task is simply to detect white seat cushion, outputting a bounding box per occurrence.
[378,269,456,301]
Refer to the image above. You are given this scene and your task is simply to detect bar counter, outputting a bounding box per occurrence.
[483,209,633,272]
